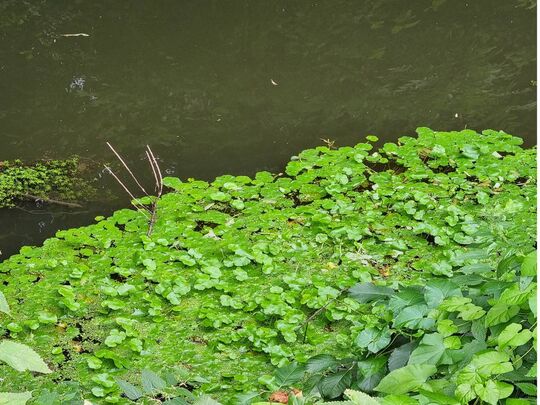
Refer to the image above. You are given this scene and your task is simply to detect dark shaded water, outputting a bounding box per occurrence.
[0,0,536,259]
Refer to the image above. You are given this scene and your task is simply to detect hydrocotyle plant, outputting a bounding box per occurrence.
[0,128,535,404]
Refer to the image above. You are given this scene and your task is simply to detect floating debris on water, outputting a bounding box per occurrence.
[60,33,90,37]
[69,77,86,91]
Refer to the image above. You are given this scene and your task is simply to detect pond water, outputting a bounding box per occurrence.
[0,0,536,259]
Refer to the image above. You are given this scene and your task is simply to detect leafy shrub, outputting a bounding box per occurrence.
[0,128,535,404]
[262,257,536,404]
[0,157,95,208]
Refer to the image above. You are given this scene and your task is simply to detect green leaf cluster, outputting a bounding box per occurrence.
[0,157,95,208]
[0,128,535,404]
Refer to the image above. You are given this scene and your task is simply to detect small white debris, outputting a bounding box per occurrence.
[454,113,459,118]
[494,182,501,189]
[203,230,220,240]
[60,33,90,37]
[271,79,278,86]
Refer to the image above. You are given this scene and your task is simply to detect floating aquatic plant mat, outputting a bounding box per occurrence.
[0,128,536,404]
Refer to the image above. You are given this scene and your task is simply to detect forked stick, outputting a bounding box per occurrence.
[104,165,150,219]
[105,144,163,235]
[146,146,163,195]
[145,150,160,193]
[145,146,163,236]
[106,142,149,196]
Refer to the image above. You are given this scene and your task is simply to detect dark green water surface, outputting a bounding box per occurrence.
[0,0,536,258]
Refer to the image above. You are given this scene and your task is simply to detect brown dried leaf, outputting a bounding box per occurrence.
[269,391,289,403]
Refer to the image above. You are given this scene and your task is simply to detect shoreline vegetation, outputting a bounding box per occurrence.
[0,157,97,209]
[0,128,536,404]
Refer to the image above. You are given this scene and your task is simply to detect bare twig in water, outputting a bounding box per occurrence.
[104,164,150,219]
[146,146,163,195]
[105,144,164,235]
[23,194,83,209]
[107,142,148,195]
[145,146,163,236]
[145,150,160,192]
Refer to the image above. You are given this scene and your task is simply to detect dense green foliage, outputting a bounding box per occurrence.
[0,128,536,404]
[0,157,94,208]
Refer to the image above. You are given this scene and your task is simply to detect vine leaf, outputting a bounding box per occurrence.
[375,364,436,394]
[497,323,533,349]
[408,333,446,365]
[497,254,522,278]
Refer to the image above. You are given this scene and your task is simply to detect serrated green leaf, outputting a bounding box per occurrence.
[470,351,513,375]
[355,327,391,353]
[0,392,32,405]
[378,394,419,405]
[505,399,532,405]
[408,333,445,365]
[417,389,459,404]
[497,254,523,278]
[485,303,520,327]
[0,340,51,374]
[348,283,393,303]
[498,283,536,306]
[423,280,461,308]
[521,251,537,276]
[515,382,537,396]
[388,342,415,371]
[375,364,436,394]
[141,369,166,393]
[275,362,305,386]
[344,389,380,405]
[115,378,143,400]
[470,319,486,341]
[319,369,354,399]
[475,380,513,405]
[306,354,339,373]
